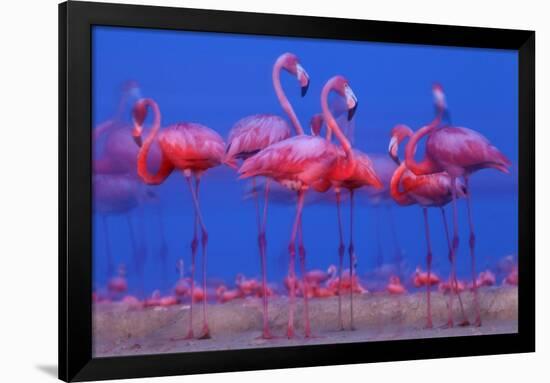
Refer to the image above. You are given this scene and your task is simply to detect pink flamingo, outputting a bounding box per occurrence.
[174,259,189,299]
[132,98,225,339]
[239,75,358,338]
[387,276,407,295]
[389,124,469,327]
[304,265,336,286]
[404,83,511,326]
[107,264,128,297]
[93,82,168,282]
[224,52,309,338]
[93,81,143,175]
[311,106,383,331]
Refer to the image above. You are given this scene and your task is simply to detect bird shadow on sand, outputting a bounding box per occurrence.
[36,365,57,379]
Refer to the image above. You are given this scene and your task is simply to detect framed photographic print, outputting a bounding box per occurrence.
[59,1,535,381]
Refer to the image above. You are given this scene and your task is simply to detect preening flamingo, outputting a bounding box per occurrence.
[389,124,469,327]
[132,98,225,339]
[311,82,383,330]
[404,83,511,326]
[238,75,359,338]
[224,52,310,338]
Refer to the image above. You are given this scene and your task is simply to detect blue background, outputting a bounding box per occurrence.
[92,26,518,295]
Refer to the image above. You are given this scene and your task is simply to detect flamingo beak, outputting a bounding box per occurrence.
[388,136,399,164]
[133,135,142,147]
[347,103,357,121]
[296,64,310,97]
[345,85,358,121]
[301,82,309,97]
[132,124,143,147]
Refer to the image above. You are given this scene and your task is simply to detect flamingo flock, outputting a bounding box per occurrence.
[93,52,515,342]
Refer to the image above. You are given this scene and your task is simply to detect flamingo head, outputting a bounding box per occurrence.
[310,113,324,136]
[432,82,448,113]
[327,264,337,277]
[122,80,141,100]
[117,264,127,277]
[216,285,227,296]
[455,178,468,198]
[388,124,413,164]
[278,52,310,97]
[329,76,358,121]
[132,99,148,147]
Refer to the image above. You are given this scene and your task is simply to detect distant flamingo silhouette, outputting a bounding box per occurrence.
[93,174,144,287]
[239,75,358,338]
[404,83,511,326]
[389,124,469,327]
[224,52,310,338]
[93,81,168,279]
[311,106,383,330]
[132,98,225,339]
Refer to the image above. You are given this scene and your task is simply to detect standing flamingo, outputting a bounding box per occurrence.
[132,97,225,339]
[311,109,383,330]
[93,174,144,289]
[224,52,310,338]
[389,124,469,327]
[404,83,511,326]
[93,82,168,281]
[239,75,359,338]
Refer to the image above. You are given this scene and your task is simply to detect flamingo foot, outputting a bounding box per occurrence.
[198,325,211,340]
[287,327,295,339]
[459,319,471,327]
[424,320,434,329]
[171,330,194,341]
[473,317,482,327]
[256,329,277,340]
[441,320,454,329]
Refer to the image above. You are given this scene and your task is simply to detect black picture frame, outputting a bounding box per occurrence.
[59,1,535,381]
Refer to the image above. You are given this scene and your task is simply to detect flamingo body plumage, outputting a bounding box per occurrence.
[240,135,339,190]
[225,114,291,165]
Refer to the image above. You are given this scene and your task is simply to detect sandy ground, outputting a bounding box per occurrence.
[93,286,517,357]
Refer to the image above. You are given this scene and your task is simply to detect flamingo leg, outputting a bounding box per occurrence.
[186,175,211,339]
[335,189,345,331]
[440,207,468,327]
[126,214,141,298]
[101,215,114,278]
[184,210,198,340]
[257,177,272,339]
[297,212,311,337]
[449,177,462,320]
[422,208,433,328]
[374,206,383,268]
[287,190,305,339]
[155,202,169,288]
[387,205,403,279]
[348,189,356,331]
[464,176,481,326]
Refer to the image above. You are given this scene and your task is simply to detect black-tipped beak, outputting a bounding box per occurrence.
[347,103,358,121]
[301,82,309,97]
[133,135,143,147]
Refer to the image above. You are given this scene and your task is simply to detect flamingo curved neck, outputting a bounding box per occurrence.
[137,99,173,185]
[321,81,352,158]
[272,60,304,135]
[390,163,414,205]
[404,107,443,176]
